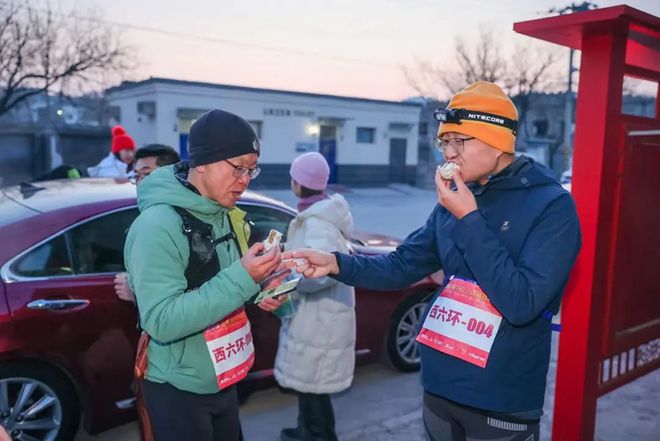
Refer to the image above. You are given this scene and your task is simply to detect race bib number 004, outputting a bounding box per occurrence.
[416,277,502,368]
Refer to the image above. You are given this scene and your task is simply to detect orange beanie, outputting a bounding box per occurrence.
[438,81,518,154]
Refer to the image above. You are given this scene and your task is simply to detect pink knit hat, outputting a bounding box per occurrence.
[290,152,330,191]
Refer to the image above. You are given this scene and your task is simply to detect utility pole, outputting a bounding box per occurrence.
[563,47,576,168]
[548,2,598,173]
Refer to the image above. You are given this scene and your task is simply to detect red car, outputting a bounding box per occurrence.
[0,179,438,441]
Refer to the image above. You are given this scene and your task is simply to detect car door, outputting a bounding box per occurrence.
[237,202,294,378]
[4,207,141,432]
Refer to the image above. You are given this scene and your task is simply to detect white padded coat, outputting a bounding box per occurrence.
[274,194,356,394]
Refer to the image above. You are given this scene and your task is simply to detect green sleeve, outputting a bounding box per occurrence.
[125,217,260,343]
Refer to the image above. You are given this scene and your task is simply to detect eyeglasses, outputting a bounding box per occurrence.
[225,160,261,179]
[129,171,150,185]
[433,136,476,156]
[129,174,144,185]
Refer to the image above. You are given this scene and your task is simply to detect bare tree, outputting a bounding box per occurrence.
[0,1,133,118]
[403,30,560,138]
[504,45,558,138]
[444,31,507,95]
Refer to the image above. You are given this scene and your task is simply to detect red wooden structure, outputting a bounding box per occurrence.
[514,5,660,441]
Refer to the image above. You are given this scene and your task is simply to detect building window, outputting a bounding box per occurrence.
[356,127,375,144]
[419,122,428,136]
[248,121,263,138]
[533,120,549,137]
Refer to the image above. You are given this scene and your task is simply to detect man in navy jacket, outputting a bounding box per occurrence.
[284,82,581,441]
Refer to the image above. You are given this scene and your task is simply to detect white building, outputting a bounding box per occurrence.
[106,78,421,187]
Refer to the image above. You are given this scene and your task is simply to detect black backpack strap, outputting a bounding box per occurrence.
[225,221,243,257]
[214,231,236,246]
[172,206,219,291]
[172,206,243,292]
[173,206,195,236]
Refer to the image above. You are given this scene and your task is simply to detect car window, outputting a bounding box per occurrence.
[69,208,139,274]
[238,204,294,246]
[11,235,73,277]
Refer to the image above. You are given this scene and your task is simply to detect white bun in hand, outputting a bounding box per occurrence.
[437,162,460,180]
[263,229,283,251]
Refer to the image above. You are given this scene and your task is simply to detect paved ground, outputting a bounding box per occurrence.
[77,350,660,441]
[77,184,659,441]
[260,183,438,241]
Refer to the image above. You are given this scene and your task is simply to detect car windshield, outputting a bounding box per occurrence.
[0,190,40,227]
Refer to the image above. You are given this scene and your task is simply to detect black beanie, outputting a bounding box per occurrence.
[188,109,261,167]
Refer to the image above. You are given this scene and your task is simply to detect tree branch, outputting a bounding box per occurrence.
[403,30,560,105]
[0,0,133,118]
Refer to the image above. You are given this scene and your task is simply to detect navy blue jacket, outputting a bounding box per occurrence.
[333,156,581,413]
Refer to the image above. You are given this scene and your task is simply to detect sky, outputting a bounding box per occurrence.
[56,0,660,101]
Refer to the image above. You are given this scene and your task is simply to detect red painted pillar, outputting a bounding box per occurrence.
[552,23,628,441]
[656,82,660,119]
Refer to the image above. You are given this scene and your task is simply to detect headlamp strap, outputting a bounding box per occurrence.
[433,108,517,136]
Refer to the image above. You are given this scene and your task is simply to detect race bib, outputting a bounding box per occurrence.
[203,308,255,390]
[416,277,502,368]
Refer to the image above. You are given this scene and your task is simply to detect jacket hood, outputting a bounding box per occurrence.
[298,193,353,238]
[137,163,227,217]
[483,156,559,191]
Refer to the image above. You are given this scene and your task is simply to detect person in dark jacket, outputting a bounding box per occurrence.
[284,81,581,441]
[115,144,182,302]
[132,143,181,185]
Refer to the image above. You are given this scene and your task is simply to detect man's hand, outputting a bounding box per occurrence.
[435,169,477,219]
[114,272,135,303]
[257,295,288,312]
[241,243,283,283]
[256,268,292,312]
[281,249,339,279]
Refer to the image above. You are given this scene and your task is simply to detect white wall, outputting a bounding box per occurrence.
[108,81,420,166]
[108,86,159,148]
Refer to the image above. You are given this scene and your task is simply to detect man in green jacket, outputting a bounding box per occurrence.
[125,109,286,441]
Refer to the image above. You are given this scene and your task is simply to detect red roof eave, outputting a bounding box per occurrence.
[513,5,660,51]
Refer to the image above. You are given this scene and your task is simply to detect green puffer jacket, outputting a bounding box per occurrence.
[124,164,259,394]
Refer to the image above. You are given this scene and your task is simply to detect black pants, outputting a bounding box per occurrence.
[288,393,338,441]
[423,392,540,441]
[143,380,241,441]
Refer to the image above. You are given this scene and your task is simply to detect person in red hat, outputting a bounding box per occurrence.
[88,125,136,178]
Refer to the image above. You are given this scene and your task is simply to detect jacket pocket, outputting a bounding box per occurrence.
[169,339,187,368]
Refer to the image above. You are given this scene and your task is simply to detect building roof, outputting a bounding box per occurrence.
[106,77,422,108]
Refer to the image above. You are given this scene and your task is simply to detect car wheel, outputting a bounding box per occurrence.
[386,292,430,372]
[0,363,79,441]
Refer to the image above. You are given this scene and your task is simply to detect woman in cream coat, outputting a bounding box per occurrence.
[275,152,356,441]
